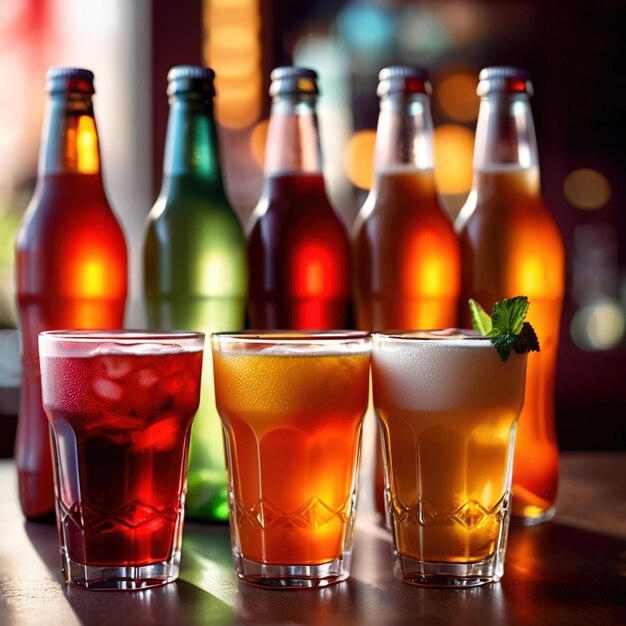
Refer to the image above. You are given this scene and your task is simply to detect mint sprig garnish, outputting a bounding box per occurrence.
[469,296,540,362]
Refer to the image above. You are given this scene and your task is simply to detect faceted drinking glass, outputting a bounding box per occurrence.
[39,330,204,590]
[372,331,527,587]
[212,332,370,588]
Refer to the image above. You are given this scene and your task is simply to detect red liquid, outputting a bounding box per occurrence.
[16,173,127,520]
[41,349,202,566]
[247,174,351,329]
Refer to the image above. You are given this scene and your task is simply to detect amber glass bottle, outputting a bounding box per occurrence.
[353,66,461,516]
[456,67,565,524]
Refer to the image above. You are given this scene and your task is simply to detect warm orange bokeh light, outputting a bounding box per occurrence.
[433,124,474,194]
[343,130,376,190]
[203,0,261,130]
[437,72,479,123]
[563,168,611,210]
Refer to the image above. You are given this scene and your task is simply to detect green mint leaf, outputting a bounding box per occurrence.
[491,296,529,336]
[468,296,541,362]
[468,299,492,335]
[513,322,540,354]
[490,334,517,362]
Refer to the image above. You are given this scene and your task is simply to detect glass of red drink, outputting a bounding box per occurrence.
[39,330,204,590]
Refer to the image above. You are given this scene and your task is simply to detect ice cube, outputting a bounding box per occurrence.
[136,368,158,388]
[131,343,183,354]
[93,342,126,356]
[99,356,132,380]
[92,377,123,402]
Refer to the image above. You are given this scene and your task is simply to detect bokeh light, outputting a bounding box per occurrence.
[203,0,261,130]
[563,168,611,210]
[249,119,268,169]
[571,300,625,351]
[437,72,478,122]
[343,130,376,190]
[433,124,474,194]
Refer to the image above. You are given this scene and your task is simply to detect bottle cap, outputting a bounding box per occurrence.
[46,67,95,95]
[477,67,533,97]
[269,67,319,97]
[377,66,432,97]
[167,66,216,97]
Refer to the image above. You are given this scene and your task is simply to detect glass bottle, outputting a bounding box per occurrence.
[353,66,461,516]
[455,66,565,524]
[15,67,128,521]
[247,67,351,329]
[143,66,247,522]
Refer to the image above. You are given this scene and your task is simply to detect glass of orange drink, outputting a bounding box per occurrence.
[212,331,370,588]
[372,330,527,587]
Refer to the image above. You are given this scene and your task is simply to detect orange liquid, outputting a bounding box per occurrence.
[377,405,516,562]
[213,349,369,565]
[353,169,461,515]
[458,168,564,520]
[16,173,127,520]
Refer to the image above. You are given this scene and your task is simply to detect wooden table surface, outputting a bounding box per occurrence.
[1,453,625,626]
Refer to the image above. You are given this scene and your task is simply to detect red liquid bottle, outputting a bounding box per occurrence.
[247,67,350,330]
[15,68,128,521]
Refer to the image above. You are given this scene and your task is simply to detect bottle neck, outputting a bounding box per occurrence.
[373,94,434,178]
[162,97,224,189]
[39,93,102,177]
[473,93,539,178]
[263,96,323,177]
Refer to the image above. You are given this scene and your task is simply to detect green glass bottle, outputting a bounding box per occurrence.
[144,66,247,521]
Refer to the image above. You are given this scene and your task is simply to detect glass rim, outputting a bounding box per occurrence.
[39,329,205,343]
[212,330,370,345]
[372,329,492,344]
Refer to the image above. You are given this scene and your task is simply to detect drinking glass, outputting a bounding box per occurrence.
[371,331,527,587]
[39,330,204,590]
[212,331,370,588]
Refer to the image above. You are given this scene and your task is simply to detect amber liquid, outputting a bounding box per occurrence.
[372,337,526,564]
[353,169,461,515]
[213,349,369,565]
[377,405,517,562]
[247,174,351,330]
[458,168,564,521]
[16,173,127,520]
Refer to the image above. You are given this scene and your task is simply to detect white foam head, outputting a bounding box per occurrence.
[372,333,527,413]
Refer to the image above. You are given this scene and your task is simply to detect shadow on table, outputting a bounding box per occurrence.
[24,520,236,626]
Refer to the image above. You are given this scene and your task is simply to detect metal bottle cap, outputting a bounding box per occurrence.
[377,66,432,98]
[477,67,533,97]
[46,67,95,95]
[167,66,216,97]
[269,67,319,97]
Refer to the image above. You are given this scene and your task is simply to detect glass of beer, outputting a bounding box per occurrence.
[212,331,370,588]
[371,331,527,587]
[39,330,204,589]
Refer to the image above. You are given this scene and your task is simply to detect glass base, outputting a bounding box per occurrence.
[61,548,180,590]
[393,551,502,588]
[233,549,351,589]
[511,505,556,526]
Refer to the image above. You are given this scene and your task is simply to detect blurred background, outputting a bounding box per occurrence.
[0,0,624,455]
